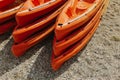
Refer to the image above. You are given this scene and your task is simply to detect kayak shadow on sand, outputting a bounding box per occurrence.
[0,32,12,44]
[26,37,87,80]
[0,33,48,76]
[0,33,87,79]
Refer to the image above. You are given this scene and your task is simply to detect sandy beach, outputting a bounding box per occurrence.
[0,0,120,80]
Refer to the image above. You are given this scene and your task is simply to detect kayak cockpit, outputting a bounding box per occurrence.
[57,0,97,28]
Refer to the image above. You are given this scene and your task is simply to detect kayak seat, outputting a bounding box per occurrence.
[77,2,88,10]
[66,1,90,18]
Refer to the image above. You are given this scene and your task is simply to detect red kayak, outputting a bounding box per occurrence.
[54,0,103,40]
[51,0,109,70]
[12,2,68,43]
[12,24,55,57]
[52,19,100,70]
[0,19,17,34]
[11,1,68,57]
[53,0,105,56]
[0,0,15,9]
[0,0,24,24]
[16,0,68,26]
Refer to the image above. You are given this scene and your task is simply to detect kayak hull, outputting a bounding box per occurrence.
[52,19,100,71]
[53,0,106,56]
[0,19,16,34]
[55,0,103,40]
[0,0,15,9]
[11,1,68,57]
[12,2,67,43]
[16,0,68,26]
[0,2,24,24]
[51,0,109,70]
[11,24,55,57]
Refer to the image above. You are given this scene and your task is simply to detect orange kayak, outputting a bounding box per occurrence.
[12,2,68,43]
[0,0,15,9]
[55,0,103,40]
[11,1,68,57]
[52,19,100,71]
[53,0,105,56]
[51,0,109,70]
[0,19,16,34]
[16,0,68,26]
[11,24,55,57]
[0,0,24,24]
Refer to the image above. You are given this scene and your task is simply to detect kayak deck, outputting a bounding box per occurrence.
[55,0,103,40]
[52,0,109,70]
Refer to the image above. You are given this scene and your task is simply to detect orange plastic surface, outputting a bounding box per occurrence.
[0,1,24,24]
[12,2,68,43]
[53,0,105,56]
[51,0,109,70]
[0,0,15,9]
[11,24,55,57]
[16,0,67,26]
[0,19,16,34]
[55,0,103,40]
